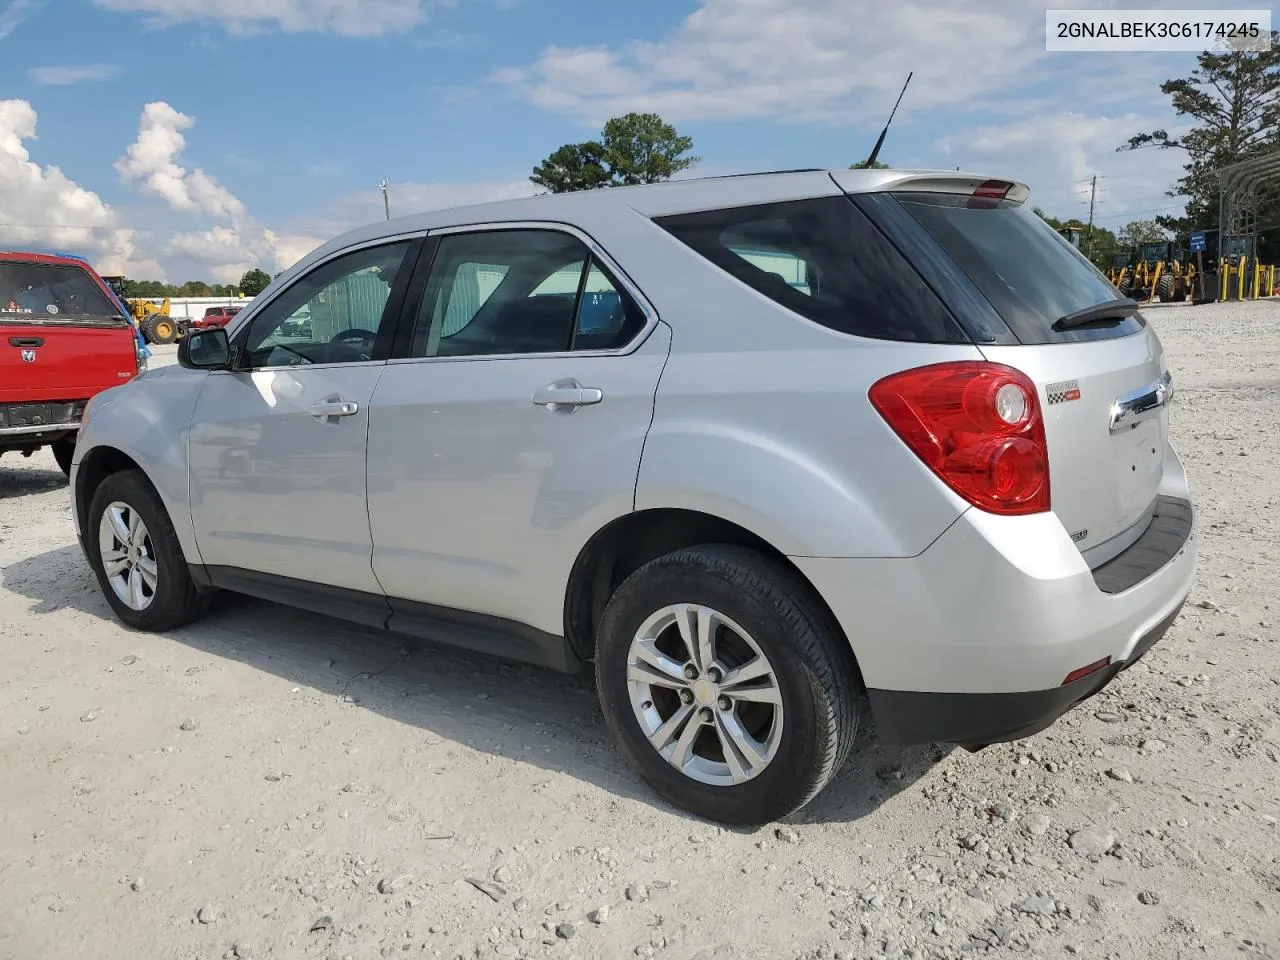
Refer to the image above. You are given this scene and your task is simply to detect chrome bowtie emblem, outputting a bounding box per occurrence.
[20,349,36,363]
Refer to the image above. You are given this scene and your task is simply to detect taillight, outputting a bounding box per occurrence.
[869,361,1050,515]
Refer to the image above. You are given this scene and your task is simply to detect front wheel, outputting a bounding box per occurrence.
[86,469,209,631]
[595,545,859,825]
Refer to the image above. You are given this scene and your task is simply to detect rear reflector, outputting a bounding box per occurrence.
[1062,657,1111,686]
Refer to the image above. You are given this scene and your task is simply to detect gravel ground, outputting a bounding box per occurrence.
[2,302,1278,960]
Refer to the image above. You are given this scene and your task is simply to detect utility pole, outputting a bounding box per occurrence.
[1085,174,1097,258]
[380,179,390,221]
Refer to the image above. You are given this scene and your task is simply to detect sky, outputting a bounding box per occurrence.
[0,0,1222,283]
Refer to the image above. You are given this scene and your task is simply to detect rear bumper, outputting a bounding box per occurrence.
[1,399,84,445]
[792,442,1196,746]
[865,599,1183,746]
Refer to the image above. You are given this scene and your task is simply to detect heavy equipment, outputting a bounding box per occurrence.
[100,276,179,344]
[1107,253,1134,292]
[1122,242,1193,303]
[1216,235,1276,300]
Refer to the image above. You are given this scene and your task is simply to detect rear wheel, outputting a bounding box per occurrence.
[1157,273,1175,303]
[86,469,208,631]
[51,437,75,477]
[595,545,859,825]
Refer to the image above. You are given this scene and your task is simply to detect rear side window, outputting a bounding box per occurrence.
[1,261,117,319]
[891,192,1144,344]
[654,197,969,344]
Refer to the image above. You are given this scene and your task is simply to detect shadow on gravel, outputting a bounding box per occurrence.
[0,463,67,499]
[4,545,938,827]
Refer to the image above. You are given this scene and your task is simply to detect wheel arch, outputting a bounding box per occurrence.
[75,445,143,543]
[562,507,862,686]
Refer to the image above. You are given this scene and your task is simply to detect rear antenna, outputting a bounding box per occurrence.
[862,71,913,169]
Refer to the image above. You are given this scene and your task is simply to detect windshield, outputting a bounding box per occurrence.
[1,260,119,320]
[891,192,1145,344]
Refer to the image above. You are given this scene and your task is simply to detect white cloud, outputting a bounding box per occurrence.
[116,102,246,219]
[166,225,323,283]
[93,0,451,37]
[493,0,1059,125]
[933,111,1190,226]
[0,0,44,40]
[0,99,161,278]
[27,64,120,85]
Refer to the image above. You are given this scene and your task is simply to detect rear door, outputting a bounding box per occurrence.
[365,225,669,642]
[1,257,136,404]
[851,184,1172,563]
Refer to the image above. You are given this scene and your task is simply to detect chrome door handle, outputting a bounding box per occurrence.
[531,381,603,408]
[310,398,359,419]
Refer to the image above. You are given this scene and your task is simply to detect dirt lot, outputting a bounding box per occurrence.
[2,304,1278,960]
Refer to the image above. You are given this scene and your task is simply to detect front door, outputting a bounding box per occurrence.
[366,226,670,640]
[188,239,417,593]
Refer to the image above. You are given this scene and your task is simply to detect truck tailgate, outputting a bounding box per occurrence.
[1,321,137,403]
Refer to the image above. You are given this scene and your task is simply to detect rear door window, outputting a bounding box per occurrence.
[888,192,1143,344]
[653,197,969,344]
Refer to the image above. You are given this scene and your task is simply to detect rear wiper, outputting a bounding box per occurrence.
[1053,298,1140,331]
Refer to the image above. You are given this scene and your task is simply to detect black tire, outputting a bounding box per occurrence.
[1157,273,1175,303]
[86,469,208,631]
[140,316,158,343]
[595,544,859,825]
[150,316,177,344]
[51,437,75,477]
[1118,276,1133,298]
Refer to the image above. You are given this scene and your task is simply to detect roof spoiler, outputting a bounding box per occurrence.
[831,169,1031,205]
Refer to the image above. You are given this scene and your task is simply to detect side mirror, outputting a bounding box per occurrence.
[178,328,232,370]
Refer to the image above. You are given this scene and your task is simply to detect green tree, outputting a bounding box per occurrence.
[850,160,889,169]
[238,268,272,296]
[1117,219,1169,248]
[1119,34,1280,235]
[530,113,698,193]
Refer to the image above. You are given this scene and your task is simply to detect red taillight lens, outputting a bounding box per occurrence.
[869,361,1051,515]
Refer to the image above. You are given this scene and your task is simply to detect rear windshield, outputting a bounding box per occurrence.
[1,260,119,321]
[891,193,1145,344]
[654,197,969,344]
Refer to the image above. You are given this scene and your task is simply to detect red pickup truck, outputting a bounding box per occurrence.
[186,305,242,332]
[1,251,142,476]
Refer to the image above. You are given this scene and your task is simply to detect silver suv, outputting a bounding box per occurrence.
[71,169,1197,825]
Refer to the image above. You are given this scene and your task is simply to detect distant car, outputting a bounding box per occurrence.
[186,306,242,332]
[70,169,1197,825]
[1,251,143,476]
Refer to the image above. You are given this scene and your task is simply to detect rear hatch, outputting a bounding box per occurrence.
[848,178,1171,563]
[1,258,138,404]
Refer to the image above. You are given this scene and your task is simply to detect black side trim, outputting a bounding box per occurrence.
[1091,495,1192,595]
[197,566,580,673]
[866,598,1185,747]
[204,566,391,630]
[387,598,580,673]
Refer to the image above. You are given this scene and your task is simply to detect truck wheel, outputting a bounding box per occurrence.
[595,545,859,825]
[86,469,209,631]
[140,316,157,343]
[150,316,177,344]
[51,438,75,477]
[1157,273,1175,303]
[1118,277,1133,298]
